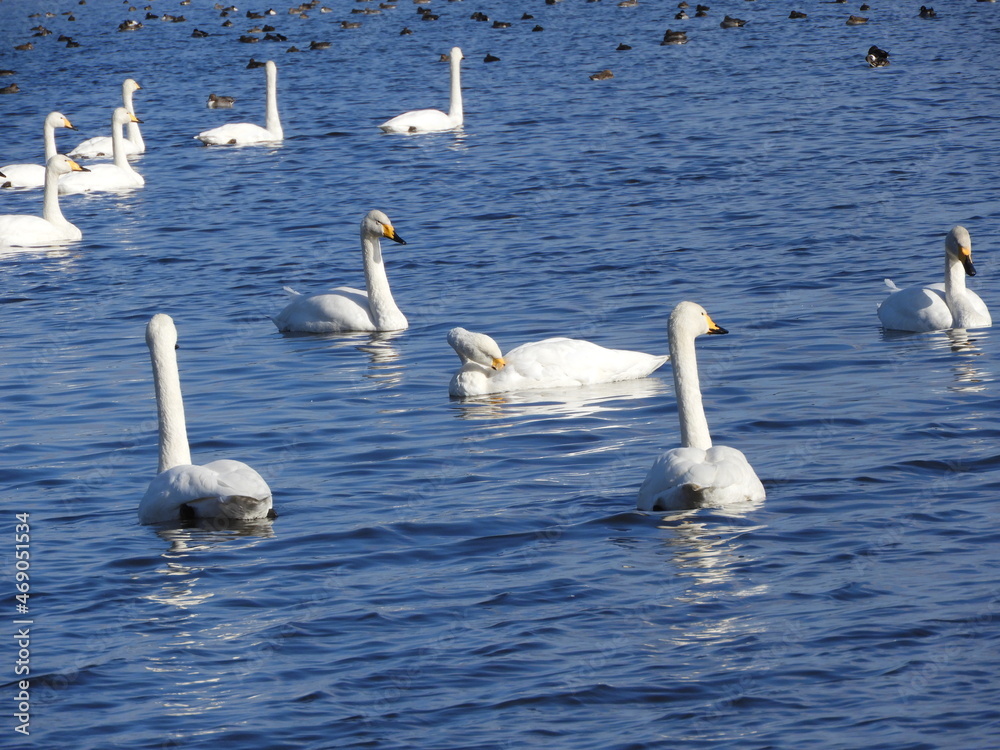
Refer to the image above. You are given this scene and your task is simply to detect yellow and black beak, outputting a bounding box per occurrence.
[68,158,90,173]
[706,313,729,335]
[491,357,506,371]
[129,113,143,124]
[63,118,78,131]
[958,245,976,276]
[383,224,406,245]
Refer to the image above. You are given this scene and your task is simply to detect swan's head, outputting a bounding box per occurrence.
[47,154,89,175]
[265,60,278,76]
[123,78,142,94]
[447,327,505,369]
[146,313,178,351]
[946,225,975,277]
[46,111,77,131]
[450,46,464,62]
[363,210,406,245]
[113,107,143,127]
[670,301,729,338]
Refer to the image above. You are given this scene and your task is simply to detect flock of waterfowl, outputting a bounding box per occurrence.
[1,1,993,526]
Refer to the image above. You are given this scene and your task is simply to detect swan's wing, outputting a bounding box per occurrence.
[139,462,272,524]
[0,163,45,189]
[877,284,951,332]
[503,338,667,389]
[379,109,453,133]
[69,135,140,159]
[58,163,143,194]
[638,445,764,512]
[273,288,375,333]
[952,288,992,329]
[195,122,278,146]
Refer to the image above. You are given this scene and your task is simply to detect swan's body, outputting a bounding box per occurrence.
[138,314,273,525]
[447,327,668,397]
[638,302,765,512]
[59,108,144,194]
[877,226,991,332]
[195,60,282,145]
[1,112,76,189]
[379,47,464,133]
[69,79,144,159]
[273,210,408,333]
[0,155,88,247]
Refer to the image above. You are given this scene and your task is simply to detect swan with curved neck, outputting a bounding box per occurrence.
[69,79,144,159]
[638,301,765,512]
[379,47,464,133]
[273,210,408,333]
[1,112,77,189]
[0,155,88,247]
[877,226,991,332]
[138,314,274,525]
[59,108,144,194]
[195,60,283,145]
[447,327,669,397]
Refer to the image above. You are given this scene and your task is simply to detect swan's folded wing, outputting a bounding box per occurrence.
[273,288,374,332]
[139,461,272,524]
[877,285,951,332]
[638,446,764,512]
[506,338,667,388]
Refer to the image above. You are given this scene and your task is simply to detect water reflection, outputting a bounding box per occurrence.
[880,326,992,392]
[655,513,766,596]
[450,376,668,421]
[280,329,404,388]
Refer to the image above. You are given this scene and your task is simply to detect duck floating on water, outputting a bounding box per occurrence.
[866,45,890,67]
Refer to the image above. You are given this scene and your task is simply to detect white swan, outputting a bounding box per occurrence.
[1,112,77,189]
[59,108,145,194]
[273,210,408,333]
[379,47,464,133]
[0,154,88,248]
[447,327,669,397]
[68,78,144,159]
[195,60,283,145]
[139,314,274,525]
[638,301,765,512]
[877,225,991,332]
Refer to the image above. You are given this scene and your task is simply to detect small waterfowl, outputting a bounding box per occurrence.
[789,10,807,19]
[877,226,991,332]
[662,28,688,44]
[847,14,868,24]
[919,6,936,17]
[590,69,614,80]
[866,45,890,67]
[0,83,19,94]
[720,15,745,27]
[206,93,236,108]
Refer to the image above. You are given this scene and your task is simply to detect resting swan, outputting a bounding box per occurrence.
[138,314,274,525]
[877,225,991,332]
[195,60,283,145]
[59,108,144,194]
[1,112,77,189]
[69,78,144,159]
[447,327,669,397]
[638,301,765,512]
[273,210,408,333]
[379,47,464,133]
[0,155,88,248]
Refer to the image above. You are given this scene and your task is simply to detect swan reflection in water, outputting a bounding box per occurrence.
[280,329,405,389]
[882,326,992,393]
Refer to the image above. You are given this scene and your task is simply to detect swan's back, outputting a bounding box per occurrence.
[273,287,375,333]
[638,445,765,511]
[877,285,951,332]
[504,337,667,386]
[139,459,273,524]
[0,214,79,246]
[379,108,452,134]
[195,122,276,146]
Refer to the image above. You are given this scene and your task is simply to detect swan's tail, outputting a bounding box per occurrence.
[282,285,302,297]
[884,278,901,292]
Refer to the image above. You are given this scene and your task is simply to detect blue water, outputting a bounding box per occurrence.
[2,0,1000,747]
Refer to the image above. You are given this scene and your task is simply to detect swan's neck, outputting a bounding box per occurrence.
[150,337,192,473]
[944,253,967,300]
[123,88,144,150]
[448,57,463,125]
[362,234,407,330]
[42,121,57,162]
[42,165,69,227]
[111,118,134,171]
[264,66,282,138]
[670,330,713,451]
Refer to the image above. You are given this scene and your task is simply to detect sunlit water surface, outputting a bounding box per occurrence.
[2,0,1000,747]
